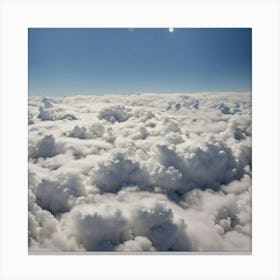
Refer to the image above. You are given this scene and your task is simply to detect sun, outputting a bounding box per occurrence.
[169,27,174,33]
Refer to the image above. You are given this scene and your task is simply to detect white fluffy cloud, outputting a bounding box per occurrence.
[28,92,251,252]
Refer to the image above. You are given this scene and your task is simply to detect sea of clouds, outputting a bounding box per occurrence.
[28,92,252,252]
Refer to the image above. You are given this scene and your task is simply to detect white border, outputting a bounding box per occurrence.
[0,0,279,279]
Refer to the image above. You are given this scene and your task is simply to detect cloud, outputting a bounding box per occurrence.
[98,105,132,123]
[35,171,86,215]
[35,97,78,121]
[89,152,145,193]
[69,123,105,139]
[116,236,155,251]
[28,92,251,252]
[29,189,193,251]
[29,135,64,159]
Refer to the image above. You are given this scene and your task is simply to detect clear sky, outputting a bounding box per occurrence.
[28,28,251,96]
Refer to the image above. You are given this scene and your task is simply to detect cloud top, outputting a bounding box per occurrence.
[28,92,251,252]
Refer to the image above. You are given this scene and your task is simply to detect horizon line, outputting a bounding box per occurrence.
[28,90,252,98]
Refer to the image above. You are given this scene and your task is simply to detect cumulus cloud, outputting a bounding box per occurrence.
[35,96,78,121]
[116,236,155,252]
[68,123,105,140]
[89,153,145,193]
[98,105,131,123]
[28,92,251,252]
[29,135,64,158]
[35,171,86,215]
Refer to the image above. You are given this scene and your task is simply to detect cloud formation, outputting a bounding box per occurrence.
[28,92,252,252]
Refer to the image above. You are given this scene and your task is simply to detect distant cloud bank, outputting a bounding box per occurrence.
[28,92,251,252]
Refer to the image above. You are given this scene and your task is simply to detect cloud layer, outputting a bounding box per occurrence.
[28,92,251,252]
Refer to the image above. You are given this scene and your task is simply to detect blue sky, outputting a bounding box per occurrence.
[28,28,251,96]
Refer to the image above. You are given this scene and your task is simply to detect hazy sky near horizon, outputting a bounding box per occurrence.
[28,28,251,96]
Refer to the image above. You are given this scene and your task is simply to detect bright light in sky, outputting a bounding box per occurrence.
[169,27,174,32]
